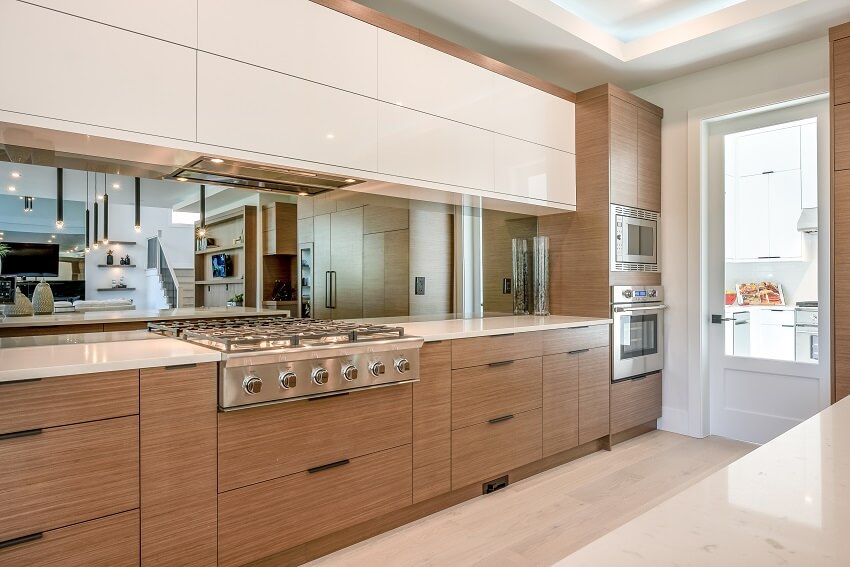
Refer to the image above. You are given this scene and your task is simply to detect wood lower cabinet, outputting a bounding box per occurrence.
[218,384,412,491]
[578,346,611,444]
[140,363,217,567]
[413,341,452,503]
[611,373,662,435]
[0,370,138,435]
[451,357,542,429]
[218,444,412,567]
[451,408,543,489]
[451,331,542,369]
[0,510,139,567]
[543,325,609,356]
[542,352,579,457]
[0,416,139,543]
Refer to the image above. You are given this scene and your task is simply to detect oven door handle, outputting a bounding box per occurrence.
[614,304,668,313]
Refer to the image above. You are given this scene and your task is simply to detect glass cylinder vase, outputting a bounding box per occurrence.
[532,236,550,316]
[511,238,529,315]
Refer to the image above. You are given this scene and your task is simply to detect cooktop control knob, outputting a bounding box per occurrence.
[243,375,263,395]
[279,371,297,389]
[370,361,386,377]
[395,358,411,374]
[312,367,329,385]
[342,364,358,382]
[622,289,633,298]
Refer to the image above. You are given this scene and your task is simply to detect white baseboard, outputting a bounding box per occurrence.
[657,406,694,437]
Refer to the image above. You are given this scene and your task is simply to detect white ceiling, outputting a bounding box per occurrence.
[355,0,850,90]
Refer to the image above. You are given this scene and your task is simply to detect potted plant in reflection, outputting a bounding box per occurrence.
[227,293,244,307]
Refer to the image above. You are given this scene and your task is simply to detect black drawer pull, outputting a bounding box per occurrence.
[308,459,350,474]
[308,392,350,401]
[0,532,43,550]
[0,429,42,442]
[488,360,514,367]
[1,378,42,386]
[567,348,590,355]
[571,325,589,330]
[489,333,514,338]
[488,414,515,424]
[164,363,197,370]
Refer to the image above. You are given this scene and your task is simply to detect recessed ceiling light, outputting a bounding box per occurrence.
[7,185,15,191]
[0,232,4,235]
[344,179,356,183]
[210,158,224,164]
[298,191,309,196]
[112,183,120,189]
[97,195,103,200]
[176,177,188,182]
[326,134,335,139]
[50,234,56,238]
[10,171,20,178]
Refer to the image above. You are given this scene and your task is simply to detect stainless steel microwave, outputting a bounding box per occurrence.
[611,205,659,272]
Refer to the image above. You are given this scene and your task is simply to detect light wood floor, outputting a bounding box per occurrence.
[305,431,754,567]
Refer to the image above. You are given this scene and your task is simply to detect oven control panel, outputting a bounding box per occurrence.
[0,276,16,305]
[613,285,663,304]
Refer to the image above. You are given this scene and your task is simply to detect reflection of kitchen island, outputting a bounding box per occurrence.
[556,396,850,566]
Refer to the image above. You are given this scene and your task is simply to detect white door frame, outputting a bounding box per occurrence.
[685,78,830,438]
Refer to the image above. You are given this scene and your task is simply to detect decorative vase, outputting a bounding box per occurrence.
[532,236,550,316]
[106,254,114,265]
[511,238,529,315]
[32,281,55,315]
[4,287,33,317]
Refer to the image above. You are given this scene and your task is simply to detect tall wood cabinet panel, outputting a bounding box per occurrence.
[0,0,196,141]
[637,109,662,212]
[835,103,850,171]
[578,346,611,444]
[140,363,217,566]
[413,341,452,503]
[610,96,639,208]
[542,353,579,456]
[834,36,850,106]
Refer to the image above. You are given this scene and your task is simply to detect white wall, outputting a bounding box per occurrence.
[632,37,830,436]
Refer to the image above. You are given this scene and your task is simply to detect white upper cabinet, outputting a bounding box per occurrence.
[800,122,818,209]
[0,0,196,141]
[734,175,770,260]
[767,170,802,258]
[198,0,378,98]
[197,53,378,171]
[494,136,576,205]
[377,30,575,153]
[736,127,801,176]
[23,0,197,46]
[378,103,494,191]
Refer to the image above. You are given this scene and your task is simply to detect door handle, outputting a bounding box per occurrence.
[711,314,734,324]
[331,271,337,309]
[325,271,332,309]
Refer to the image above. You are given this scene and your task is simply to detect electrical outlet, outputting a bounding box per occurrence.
[415,277,425,295]
[483,475,509,494]
[502,278,511,294]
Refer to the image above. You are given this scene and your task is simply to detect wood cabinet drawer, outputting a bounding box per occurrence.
[611,373,662,435]
[0,416,139,541]
[452,332,542,369]
[0,510,139,567]
[0,370,139,435]
[413,341,452,504]
[451,357,542,430]
[219,384,412,492]
[451,408,542,489]
[218,444,412,567]
[542,325,609,356]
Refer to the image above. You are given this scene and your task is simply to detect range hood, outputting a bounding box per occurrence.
[165,157,364,196]
[797,207,818,233]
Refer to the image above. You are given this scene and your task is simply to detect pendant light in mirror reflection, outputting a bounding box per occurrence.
[102,173,109,245]
[85,172,91,253]
[197,184,207,237]
[134,177,141,233]
[56,168,64,228]
[93,174,99,249]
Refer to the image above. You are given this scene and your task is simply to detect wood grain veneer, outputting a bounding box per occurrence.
[309,0,576,102]
[833,169,850,401]
[140,363,217,567]
[578,346,611,444]
[542,325,609,356]
[0,510,139,567]
[451,331,542,369]
[577,83,663,117]
[543,353,579,457]
[0,416,139,542]
[610,96,639,208]
[834,37,850,106]
[835,103,850,171]
[218,384,412,492]
[451,408,542,489]
[101,321,148,332]
[413,341,452,503]
[638,108,662,212]
[0,323,104,337]
[451,357,542,430]
[610,373,662,435]
[0,370,138,435]
[218,444,412,567]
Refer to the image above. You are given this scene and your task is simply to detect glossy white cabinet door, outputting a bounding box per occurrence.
[494,135,575,205]
[735,174,770,259]
[377,30,496,133]
[736,126,801,177]
[0,0,196,141]
[491,74,575,154]
[24,0,197,46]
[199,0,378,97]
[768,170,802,258]
[378,103,494,191]
[800,122,818,209]
[197,53,378,172]
[725,175,736,260]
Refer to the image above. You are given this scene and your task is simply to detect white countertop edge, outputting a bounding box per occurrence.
[400,317,613,342]
[0,353,221,382]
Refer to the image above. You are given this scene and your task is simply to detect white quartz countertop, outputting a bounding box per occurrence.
[0,306,290,328]
[0,334,221,382]
[386,315,611,342]
[555,398,850,566]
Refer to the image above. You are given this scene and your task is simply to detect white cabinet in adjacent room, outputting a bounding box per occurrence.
[732,171,801,260]
[0,0,196,141]
[768,170,803,258]
[736,126,801,176]
[494,135,576,205]
[734,175,770,259]
[199,0,378,97]
[377,103,494,191]
[23,0,197,46]
[801,122,818,209]
[197,53,378,172]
